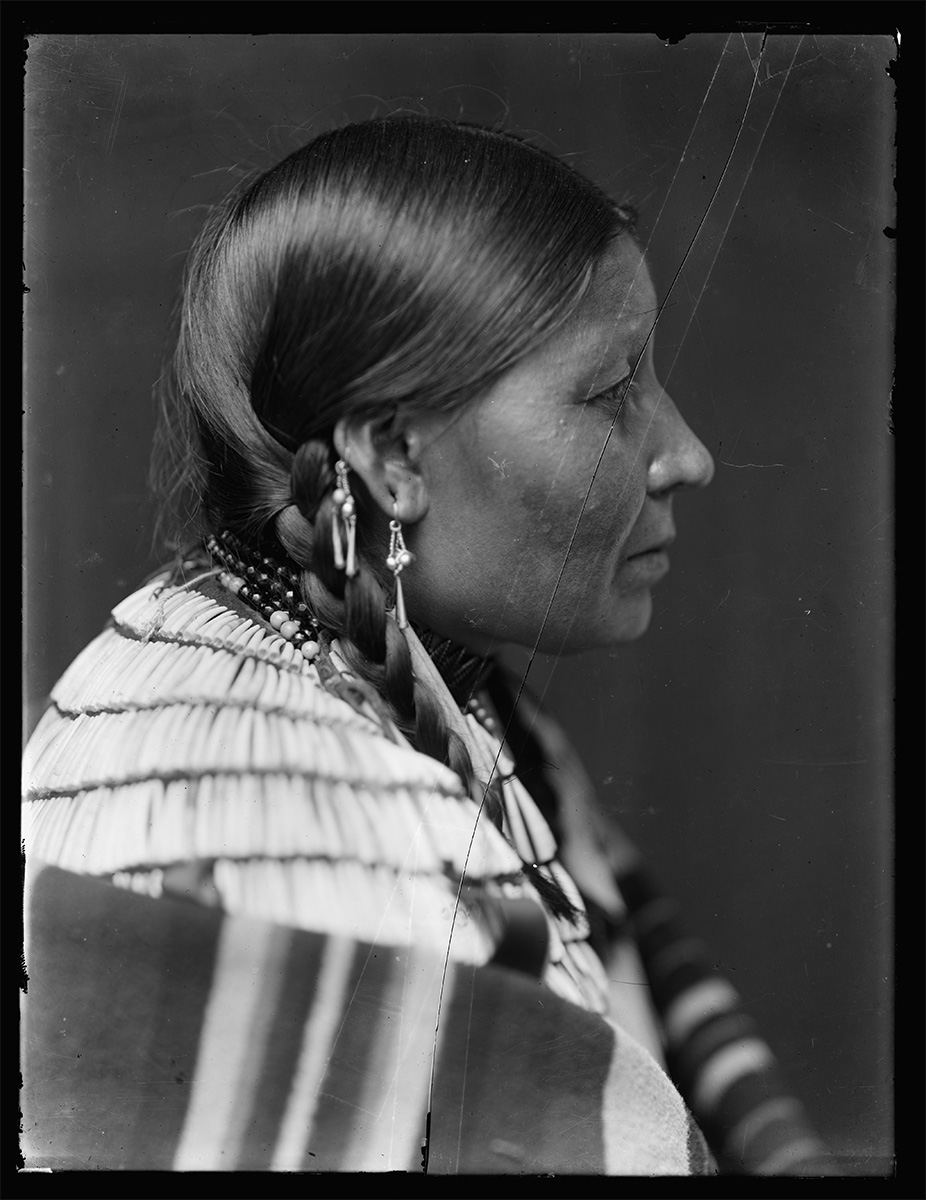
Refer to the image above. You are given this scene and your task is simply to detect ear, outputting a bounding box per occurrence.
[333,412,430,523]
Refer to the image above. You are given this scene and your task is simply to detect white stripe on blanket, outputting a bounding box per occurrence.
[173,919,290,1170]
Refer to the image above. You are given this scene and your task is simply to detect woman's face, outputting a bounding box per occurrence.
[405,235,715,655]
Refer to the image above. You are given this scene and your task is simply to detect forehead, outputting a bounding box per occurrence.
[570,235,657,350]
[499,236,656,397]
[465,236,657,421]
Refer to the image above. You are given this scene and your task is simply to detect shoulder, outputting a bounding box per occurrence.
[22,579,490,874]
[25,577,462,795]
[22,578,532,957]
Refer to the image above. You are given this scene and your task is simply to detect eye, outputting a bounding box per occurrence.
[589,374,635,413]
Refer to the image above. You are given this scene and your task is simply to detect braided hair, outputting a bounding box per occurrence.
[154,116,633,902]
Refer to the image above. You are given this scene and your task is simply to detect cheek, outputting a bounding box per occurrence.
[469,417,643,581]
[586,435,648,540]
[514,463,642,573]
[512,477,581,561]
[587,476,642,546]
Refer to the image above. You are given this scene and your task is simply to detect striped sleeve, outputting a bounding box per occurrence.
[506,680,836,1176]
[615,861,834,1176]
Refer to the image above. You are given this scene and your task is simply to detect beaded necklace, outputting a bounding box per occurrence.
[206,530,322,661]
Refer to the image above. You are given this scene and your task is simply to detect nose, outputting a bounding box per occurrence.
[645,389,714,495]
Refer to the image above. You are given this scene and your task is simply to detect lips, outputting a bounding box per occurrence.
[626,533,675,560]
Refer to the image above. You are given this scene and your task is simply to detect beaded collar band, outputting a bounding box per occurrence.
[206,530,322,661]
[205,529,495,701]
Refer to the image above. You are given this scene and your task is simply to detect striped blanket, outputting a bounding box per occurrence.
[22,862,714,1174]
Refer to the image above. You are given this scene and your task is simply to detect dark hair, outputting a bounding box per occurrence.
[155,115,633,899]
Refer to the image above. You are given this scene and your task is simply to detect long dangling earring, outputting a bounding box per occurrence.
[386,500,414,629]
[332,458,357,577]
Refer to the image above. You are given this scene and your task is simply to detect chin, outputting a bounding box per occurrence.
[535,592,654,656]
[596,591,654,648]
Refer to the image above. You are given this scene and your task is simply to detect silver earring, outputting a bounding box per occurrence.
[386,501,414,629]
[331,458,357,577]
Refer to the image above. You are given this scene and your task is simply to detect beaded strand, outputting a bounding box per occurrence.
[206,532,321,662]
[464,694,503,740]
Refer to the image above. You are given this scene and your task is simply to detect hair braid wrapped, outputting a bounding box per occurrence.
[275,439,506,827]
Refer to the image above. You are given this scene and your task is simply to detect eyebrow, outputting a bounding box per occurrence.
[607,313,656,374]
[627,300,660,346]
[573,299,659,398]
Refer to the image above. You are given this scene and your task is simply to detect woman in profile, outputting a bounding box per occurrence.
[22,116,831,1175]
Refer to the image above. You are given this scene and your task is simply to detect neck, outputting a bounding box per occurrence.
[413,626,497,706]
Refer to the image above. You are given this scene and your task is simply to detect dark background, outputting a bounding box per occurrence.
[23,33,894,1172]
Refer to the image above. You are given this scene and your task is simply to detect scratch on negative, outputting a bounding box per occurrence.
[807,208,858,236]
[865,512,893,535]
[106,76,128,154]
[720,461,785,469]
[761,759,868,767]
